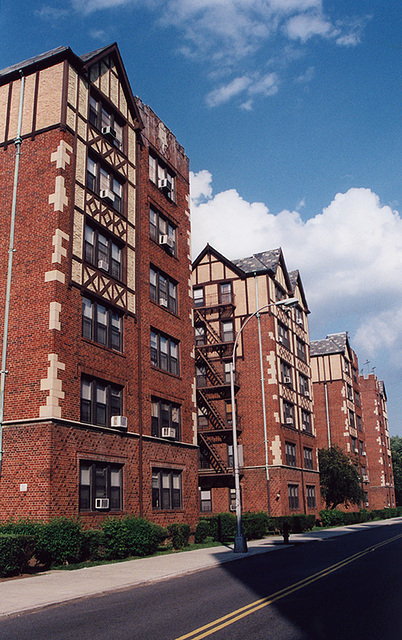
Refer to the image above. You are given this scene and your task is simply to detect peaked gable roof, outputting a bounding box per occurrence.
[192,244,245,276]
[310,332,353,358]
[0,43,143,129]
[288,269,309,313]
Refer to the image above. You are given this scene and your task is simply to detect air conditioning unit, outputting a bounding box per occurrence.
[278,336,283,343]
[304,390,310,398]
[159,235,174,249]
[111,415,127,430]
[286,418,293,425]
[363,475,369,482]
[158,178,172,194]
[364,501,369,508]
[354,448,359,453]
[283,376,291,385]
[159,297,168,307]
[229,505,236,512]
[95,498,109,510]
[98,259,109,271]
[162,427,176,439]
[296,318,303,325]
[102,125,117,139]
[100,188,114,202]
[362,451,366,456]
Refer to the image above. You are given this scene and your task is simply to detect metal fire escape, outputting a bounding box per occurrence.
[194,291,241,485]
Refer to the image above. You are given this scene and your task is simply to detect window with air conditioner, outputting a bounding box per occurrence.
[79,460,122,512]
[84,224,123,281]
[81,377,123,427]
[86,156,123,213]
[149,150,176,201]
[149,206,177,255]
[151,397,181,440]
[89,93,124,149]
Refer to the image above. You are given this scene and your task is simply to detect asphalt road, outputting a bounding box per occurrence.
[1,521,401,640]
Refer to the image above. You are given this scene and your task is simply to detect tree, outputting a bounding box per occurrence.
[390,436,402,506]
[318,447,363,510]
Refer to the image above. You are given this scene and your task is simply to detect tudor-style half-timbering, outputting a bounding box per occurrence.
[192,245,319,517]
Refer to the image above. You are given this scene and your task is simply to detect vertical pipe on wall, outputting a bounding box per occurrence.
[324,382,331,448]
[0,71,25,478]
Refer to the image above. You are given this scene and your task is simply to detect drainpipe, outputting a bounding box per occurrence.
[0,71,25,478]
[254,273,271,515]
[324,382,331,448]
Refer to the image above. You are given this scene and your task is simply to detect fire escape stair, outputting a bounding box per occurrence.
[198,433,228,475]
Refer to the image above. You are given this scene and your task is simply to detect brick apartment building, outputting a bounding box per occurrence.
[193,245,320,517]
[0,44,199,527]
[360,375,395,509]
[310,333,395,510]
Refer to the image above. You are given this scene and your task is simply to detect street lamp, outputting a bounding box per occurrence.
[229,297,299,553]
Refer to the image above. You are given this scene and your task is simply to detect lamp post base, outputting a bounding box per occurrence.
[234,534,248,553]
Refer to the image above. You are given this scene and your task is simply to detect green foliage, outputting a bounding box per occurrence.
[0,533,35,577]
[269,514,315,534]
[34,518,83,566]
[203,513,237,542]
[167,523,191,549]
[80,529,105,561]
[242,512,270,540]
[101,516,167,559]
[319,507,401,527]
[194,519,210,543]
[391,436,402,506]
[319,446,364,510]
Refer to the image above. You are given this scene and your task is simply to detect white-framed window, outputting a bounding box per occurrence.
[81,377,123,427]
[79,460,123,512]
[150,266,178,314]
[89,94,124,149]
[200,489,212,512]
[152,469,182,510]
[84,224,123,280]
[151,397,181,440]
[149,206,177,255]
[149,150,176,201]
[151,330,180,375]
[82,296,122,351]
[86,156,123,213]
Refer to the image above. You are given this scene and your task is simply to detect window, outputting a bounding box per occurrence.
[152,469,182,510]
[225,399,236,425]
[195,324,206,347]
[351,435,357,452]
[86,156,123,213]
[304,447,313,470]
[294,306,304,327]
[199,449,211,468]
[149,151,176,201]
[82,297,122,351]
[283,401,294,426]
[296,337,306,362]
[84,224,122,280]
[150,266,178,314]
[81,377,123,427]
[349,410,356,430]
[197,406,209,429]
[359,440,365,455]
[280,360,292,385]
[193,287,204,308]
[288,484,299,510]
[223,361,232,383]
[354,390,361,407]
[79,460,123,512]
[299,373,309,396]
[357,415,362,431]
[149,206,177,255]
[196,364,207,388]
[301,410,312,434]
[227,444,243,467]
[306,485,316,509]
[346,383,353,400]
[277,322,290,349]
[285,442,297,467]
[353,367,358,383]
[221,320,234,343]
[200,489,212,512]
[275,284,286,302]
[151,398,181,439]
[344,358,350,375]
[151,330,179,375]
[219,282,233,304]
[89,94,124,149]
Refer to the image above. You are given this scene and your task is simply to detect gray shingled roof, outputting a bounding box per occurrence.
[0,46,68,79]
[310,332,348,356]
[232,248,281,274]
[288,270,299,292]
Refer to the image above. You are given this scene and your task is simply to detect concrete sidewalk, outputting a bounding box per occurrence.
[0,518,400,619]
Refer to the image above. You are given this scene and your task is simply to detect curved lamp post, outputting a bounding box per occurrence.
[230,297,299,553]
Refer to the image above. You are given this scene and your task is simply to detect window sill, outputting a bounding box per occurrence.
[149,298,179,318]
[150,365,181,379]
[81,337,126,358]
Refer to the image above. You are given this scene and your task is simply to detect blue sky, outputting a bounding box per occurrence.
[1,1,401,434]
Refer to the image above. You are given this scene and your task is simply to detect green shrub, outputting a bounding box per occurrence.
[194,519,210,543]
[319,509,346,527]
[0,533,35,577]
[242,512,270,540]
[35,518,83,566]
[102,517,167,559]
[167,523,191,549]
[80,529,105,561]
[207,513,237,542]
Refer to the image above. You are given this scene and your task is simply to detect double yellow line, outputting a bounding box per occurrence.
[174,533,402,640]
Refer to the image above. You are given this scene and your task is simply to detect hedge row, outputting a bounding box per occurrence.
[0,517,189,578]
[195,511,316,543]
[319,506,402,528]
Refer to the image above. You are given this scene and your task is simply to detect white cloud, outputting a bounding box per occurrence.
[284,11,335,42]
[36,6,69,20]
[190,171,402,373]
[206,76,252,107]
[206,71,279,108]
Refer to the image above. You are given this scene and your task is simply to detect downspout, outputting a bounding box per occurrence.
[0,71,25,478]
[254,273,271,515]
[324,382,331,448]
